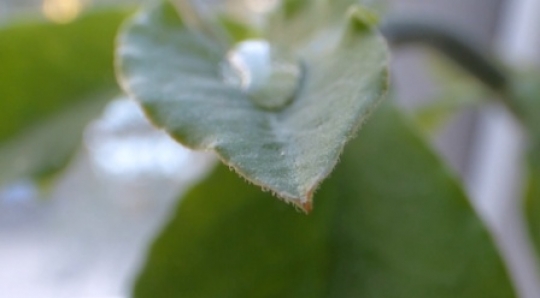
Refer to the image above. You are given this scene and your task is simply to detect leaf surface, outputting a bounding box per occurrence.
[0,10,127,184]
[267,0,380,50]
[116,2,389,210]
[134,102,516,298]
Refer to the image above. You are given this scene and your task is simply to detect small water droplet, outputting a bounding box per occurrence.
[221,39,303,110]
[280,151,285,156]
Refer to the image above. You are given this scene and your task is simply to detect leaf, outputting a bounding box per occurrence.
[508,72,540,260]
[133,102,516,298]
[505,72,540,137]
[0,10,128,185]
[218,15,260,42]
[0,95,111,183]
[526,144,540,252]
[116,1,389,210]
[267,0,380,50]
[412,56,487,135]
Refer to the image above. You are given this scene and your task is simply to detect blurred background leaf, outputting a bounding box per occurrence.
[527,144,540,261]
[508,72,540,267]
[134,102,515,298]
[0,9,128,186]
[411,55,488,135]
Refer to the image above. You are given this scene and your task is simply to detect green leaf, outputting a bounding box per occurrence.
[412,57,487,135]
[509,72,540,261]
[526,144,540,253]
[267,0,380,49]
[0,10,128,185]
[116,1,389,210]
[218,15,260,43]
[0,95,111,183]
[506,72,540,137]
[134,102,516,298]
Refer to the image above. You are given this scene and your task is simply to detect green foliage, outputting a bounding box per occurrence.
[266,0,378,48]
[412,57,487,134]
[508,72,540,263]
[134,103,515,298]
[0,1,533,296]
[506,72,540,137]
[526,145,540,256]
[0,95,110,184]
[0,10,127,184]
[116,1,389,210]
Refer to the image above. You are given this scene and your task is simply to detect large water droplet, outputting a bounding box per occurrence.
[221,39,303,110]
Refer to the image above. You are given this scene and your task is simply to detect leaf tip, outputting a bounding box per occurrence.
[300,200,313,214]
[346,5,379,32]
[292,189,315,214]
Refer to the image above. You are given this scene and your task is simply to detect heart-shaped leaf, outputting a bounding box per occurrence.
[116,1,389,211]
[134,102,516,298]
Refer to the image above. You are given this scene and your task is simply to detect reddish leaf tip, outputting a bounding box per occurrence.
[301,201,313,214]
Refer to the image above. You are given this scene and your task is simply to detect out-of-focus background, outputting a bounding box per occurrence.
[1,0,540,297]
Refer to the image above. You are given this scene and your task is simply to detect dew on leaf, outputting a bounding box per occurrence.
[221,39,303,111]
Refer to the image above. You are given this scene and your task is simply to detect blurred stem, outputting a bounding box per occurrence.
[378,19,536,122]
[380,19,508,92]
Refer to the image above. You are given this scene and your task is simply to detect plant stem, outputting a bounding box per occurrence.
[380,19,508,92]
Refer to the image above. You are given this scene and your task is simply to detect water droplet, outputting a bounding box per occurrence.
[280,151,285,156]
[221,39,303,110]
